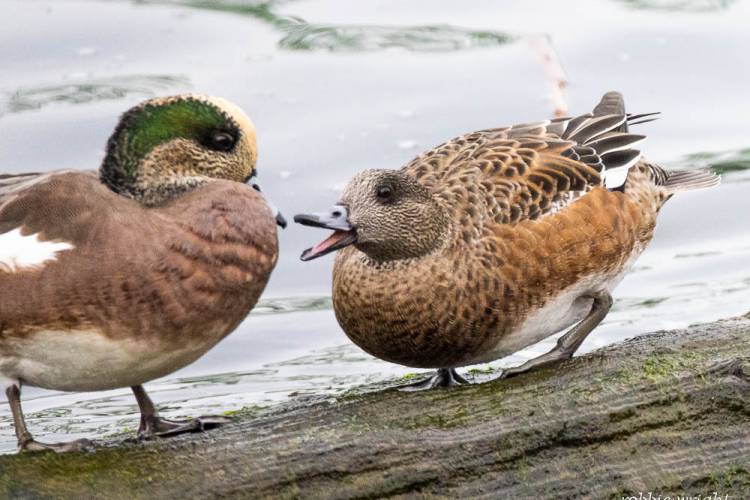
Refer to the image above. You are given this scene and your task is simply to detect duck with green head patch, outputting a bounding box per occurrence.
[0,94,285,453]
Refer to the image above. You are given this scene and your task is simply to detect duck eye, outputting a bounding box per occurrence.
[376,185,393,200]
[206,131,236,152]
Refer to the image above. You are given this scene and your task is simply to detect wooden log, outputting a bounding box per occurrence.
[1,314,749,498]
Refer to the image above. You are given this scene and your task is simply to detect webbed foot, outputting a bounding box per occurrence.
[19,437,95,453]
[497,351,564,379]
[399,368,469,391]
[137,414,232,439]
[131,384,231,440]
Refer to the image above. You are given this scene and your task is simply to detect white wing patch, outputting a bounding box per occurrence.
[602,151,643,189]
[0,228,74,272]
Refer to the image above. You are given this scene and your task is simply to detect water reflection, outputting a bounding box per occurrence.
[140,0,514,52]
[669,148,750,181]
[0,75,189,115]
[276,22,514,52]
[619,0,736,12]
[252,295,332,314]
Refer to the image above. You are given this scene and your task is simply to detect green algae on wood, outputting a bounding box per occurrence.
[1,314,749,498]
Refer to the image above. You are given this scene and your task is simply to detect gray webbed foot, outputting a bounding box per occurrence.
[19,437,95,454]
[497,350,565,379]
[131,384,231,440]
[6,382,96,454]
[137,415,233,439]
[399,368,469,391]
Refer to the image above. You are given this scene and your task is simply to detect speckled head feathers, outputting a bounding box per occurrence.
[296,169,449,262]
[100,94,258,206]
[343,170,449,260]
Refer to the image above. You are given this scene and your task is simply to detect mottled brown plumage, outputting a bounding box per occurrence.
[0,172,276,371]
[296,92,718,383]
[0,94,281,451]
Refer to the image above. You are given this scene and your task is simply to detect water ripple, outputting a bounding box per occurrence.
[668,147,750,182]
[276,21,514,52]
[252,295,332,315]
[619,0,736,12]
[0,74,189,115]
[142,1,513,52]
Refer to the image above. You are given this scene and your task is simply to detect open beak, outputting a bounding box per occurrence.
[293,205,356,261]
[246,174,286,228]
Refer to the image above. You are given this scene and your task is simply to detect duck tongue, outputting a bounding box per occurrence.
[301,230,357,261]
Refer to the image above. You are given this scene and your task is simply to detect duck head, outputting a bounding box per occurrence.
[295,169,448,261]
[100,94,285,227]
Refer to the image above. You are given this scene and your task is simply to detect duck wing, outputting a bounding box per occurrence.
[402,94,656,227]
[0,170,102,237]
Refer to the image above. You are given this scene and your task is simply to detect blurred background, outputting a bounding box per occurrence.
[0,0,748,452]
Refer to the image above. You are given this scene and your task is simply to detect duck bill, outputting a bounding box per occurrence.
[294,205,356,261]
[275,211,288,228]
[299,230,357,261]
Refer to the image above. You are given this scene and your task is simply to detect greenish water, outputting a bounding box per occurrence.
[0,0,748,453]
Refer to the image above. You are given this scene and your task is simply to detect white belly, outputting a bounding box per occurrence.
[468,268,632,366]
[0,329,221,391]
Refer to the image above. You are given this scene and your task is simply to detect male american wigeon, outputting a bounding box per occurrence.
[295,92,719,389]
[0,94,285,452]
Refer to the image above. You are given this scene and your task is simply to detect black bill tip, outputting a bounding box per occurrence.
[293,213,323,228]
[276,212,288,229]
[300,246,316,262]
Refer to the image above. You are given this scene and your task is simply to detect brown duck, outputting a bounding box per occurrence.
[295,92,719,389]
[0,94,285,452]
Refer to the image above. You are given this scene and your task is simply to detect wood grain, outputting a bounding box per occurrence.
[1,313,749,499]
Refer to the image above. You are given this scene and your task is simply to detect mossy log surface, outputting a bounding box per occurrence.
[1,315,750,499]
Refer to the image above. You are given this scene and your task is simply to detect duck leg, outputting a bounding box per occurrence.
[5,382,93,453]
[499,290,613,379]
[399,368,469,391]
[131,385,232,439]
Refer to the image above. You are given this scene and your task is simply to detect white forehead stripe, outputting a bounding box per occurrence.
[205,96,256,140]
[0,228,74,272]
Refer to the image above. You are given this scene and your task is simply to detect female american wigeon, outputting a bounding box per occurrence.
[295,92,719,389]
[0,94,285,452]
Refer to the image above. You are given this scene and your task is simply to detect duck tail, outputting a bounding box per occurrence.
[593,91,627,131]
[650,164,721,194]
[591,91,661,135]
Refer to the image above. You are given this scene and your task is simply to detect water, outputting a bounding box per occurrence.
[0,0,748,453]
